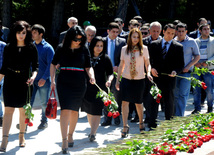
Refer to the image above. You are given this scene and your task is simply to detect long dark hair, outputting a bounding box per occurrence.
[89,36,104,57]
[8,20,32,46]
[63,25,86,49]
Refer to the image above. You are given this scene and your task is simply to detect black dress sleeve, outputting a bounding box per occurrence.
[104,54,113,76]
[0,44,9,75]
[30,44,39,72]
[52,44,63,65]
[84,47,92,68]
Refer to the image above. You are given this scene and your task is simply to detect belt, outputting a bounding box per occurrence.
[60,67,84,71]
[7,68,24,74]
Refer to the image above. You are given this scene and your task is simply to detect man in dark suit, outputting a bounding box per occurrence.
[58,17,78,44]
[101,22,126,126]
[149,23,184,129]
[189,18,214,39]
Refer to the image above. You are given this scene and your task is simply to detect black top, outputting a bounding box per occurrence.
[0,43,38,76]
[52,45,91,69]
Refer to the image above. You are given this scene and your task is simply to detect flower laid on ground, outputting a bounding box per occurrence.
[95,83,120,118]
[23,103,34,127]
[113,113,214,155]
[150,80,162,103]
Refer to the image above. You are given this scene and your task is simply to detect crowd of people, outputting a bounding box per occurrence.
[0,16,214,154]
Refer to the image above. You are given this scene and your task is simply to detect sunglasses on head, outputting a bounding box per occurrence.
[142,32,148,35]
[73,37,82,42]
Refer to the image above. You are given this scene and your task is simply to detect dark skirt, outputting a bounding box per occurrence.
[57,71,87,111]
[3,73,29,108]
[121,78,145,104]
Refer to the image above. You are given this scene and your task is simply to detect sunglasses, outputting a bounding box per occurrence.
[142,32,148,35]
[73,38,82,42]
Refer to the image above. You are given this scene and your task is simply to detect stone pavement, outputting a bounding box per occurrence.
[0,93,214,155]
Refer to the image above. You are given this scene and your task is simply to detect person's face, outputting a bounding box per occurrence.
[85,29,96,43]
[68,19,78,28]
[32,30,42,41]
[163,28,175,42]
[141,29,149,38]
[131,32,140,46]
[16,28,27,43]
[94,41,103,56]
[150,25,161,40]
[115,21,123,32]
[107,28,119,40]
[71,35,82,48]
[200,25,210,38]
[128,24,139,31]
[176,27,187,40]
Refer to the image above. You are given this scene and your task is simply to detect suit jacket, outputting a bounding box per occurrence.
[149,39,184,89]
[103,37,126,66]
[143,35,162,51]
[58,30,68,44]
[1,26,10,42]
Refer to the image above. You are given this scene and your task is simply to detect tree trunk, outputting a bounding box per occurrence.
[73,0,88,26]
[50,0,64,48]
[116,0,129,22]
[2,0,12,27]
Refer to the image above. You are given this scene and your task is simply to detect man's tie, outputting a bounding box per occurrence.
[110,40,115,66]
[162,42,168,59]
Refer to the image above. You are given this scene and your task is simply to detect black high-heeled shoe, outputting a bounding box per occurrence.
[19,132,26,147]
[68,134,74,147]
[62,138,68,154]
[121,126,129,138]
[139,123,145,134]
[0,135,9,152]
[89,134,96,142]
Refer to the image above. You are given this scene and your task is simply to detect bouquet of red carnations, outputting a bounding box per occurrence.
[95,83,120,118]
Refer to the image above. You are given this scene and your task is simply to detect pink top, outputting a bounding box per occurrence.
[120,45,149,80]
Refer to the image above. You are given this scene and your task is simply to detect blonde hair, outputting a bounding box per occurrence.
[126,28,143,55]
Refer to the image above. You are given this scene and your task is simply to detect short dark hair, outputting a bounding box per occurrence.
[128,19,139,26]
[173,20,181,26]
[63,25,86,49]
[176,23,187,30]
[108,22,119,30]
[163,23,175,31]
[8,20,32,45]
[199,23,210,31]
[31,24,45,36]
[114,18,123,24]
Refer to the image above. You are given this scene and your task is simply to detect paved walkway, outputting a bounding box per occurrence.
[0,93,214,155]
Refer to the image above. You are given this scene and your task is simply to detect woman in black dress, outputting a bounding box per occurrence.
[50,26,95,154]
[82,36,113,142]
[0,21,38,152]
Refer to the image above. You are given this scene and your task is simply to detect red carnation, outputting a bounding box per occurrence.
[107,111,112,117]
[104,101,109,106]
[187,146,194,153]
[201,82,206,86]
[108,100,112,105]
[28,122,33,127]
[157,93,162,99]
[112,112,118,118]
[202,85,207,90]
[25,118,29,124]
[156,98,161,103]
[211,71,214,75]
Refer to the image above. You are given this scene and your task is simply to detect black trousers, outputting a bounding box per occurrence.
[148,86,174,128]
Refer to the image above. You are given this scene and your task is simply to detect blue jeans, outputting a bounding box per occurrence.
[0,78,4,117]
[31,78,51,123]
[193,73,214,111]
[174,73,191,116]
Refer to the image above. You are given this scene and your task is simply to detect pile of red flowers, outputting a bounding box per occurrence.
[152,142,177,155]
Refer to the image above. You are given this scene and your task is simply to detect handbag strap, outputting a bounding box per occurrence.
[50,89,56,97]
